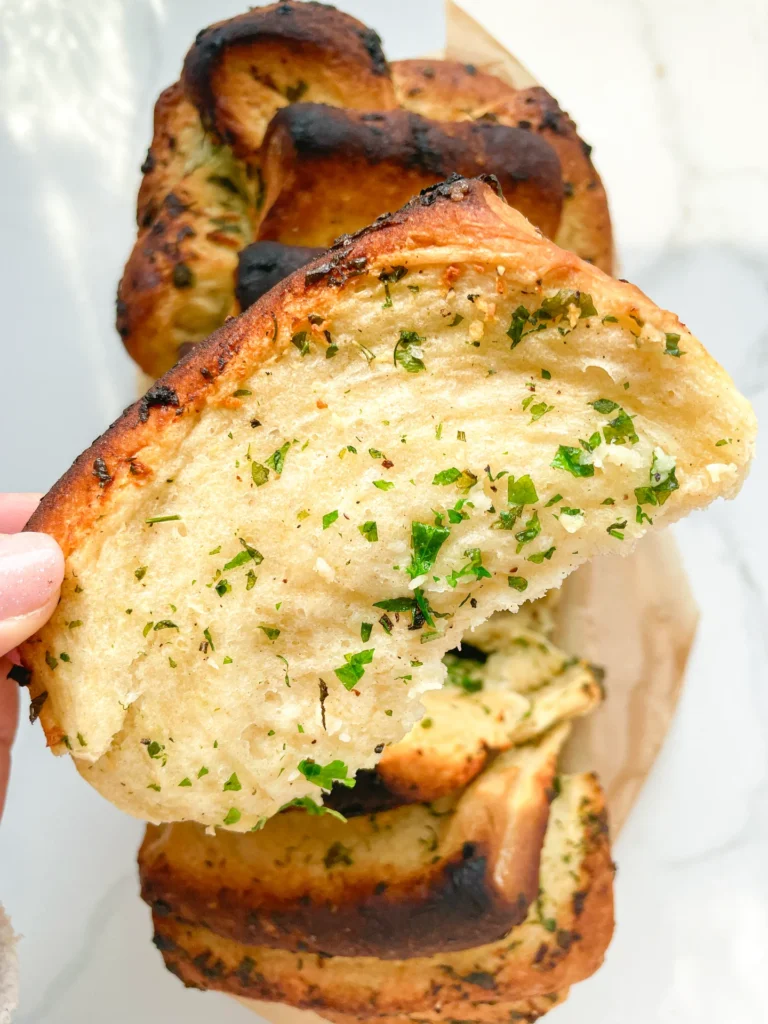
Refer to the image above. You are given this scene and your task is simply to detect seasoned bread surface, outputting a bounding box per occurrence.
[23,178,756,830]
[140,726,567,959]
[149,773,613,1015]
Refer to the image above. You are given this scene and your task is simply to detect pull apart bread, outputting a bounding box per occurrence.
[117,0,613,378]
[145,768,612,1019]
[141,610,612,1016]
[21,177,755,833]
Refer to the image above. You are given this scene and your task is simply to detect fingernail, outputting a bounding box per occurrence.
[0,533,65,619]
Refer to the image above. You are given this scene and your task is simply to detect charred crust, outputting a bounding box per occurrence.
[356,26,388,76]
[140,149,155,175]
[143,841,534,960]
[92,457,112,487]
[138,384,181,423]
[236,241,322,311]
[153,931,179,953]
[322,768,402,817]
[182,1,391,139]
[6,663,31,687]
[29,691,48,724]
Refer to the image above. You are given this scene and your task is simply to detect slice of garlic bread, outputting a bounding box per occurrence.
[140,726,566,959]
[21,176,755,829]
[149,773,612,1015]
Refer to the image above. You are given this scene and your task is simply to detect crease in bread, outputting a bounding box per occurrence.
[140,724,569,960]
[148,772,613,1016]
[22,177,756,830]
[118,3,614,378]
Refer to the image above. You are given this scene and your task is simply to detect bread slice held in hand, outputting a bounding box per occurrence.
[21,176,756,830]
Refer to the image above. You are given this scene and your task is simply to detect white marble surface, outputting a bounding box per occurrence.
[0,0,766,1021]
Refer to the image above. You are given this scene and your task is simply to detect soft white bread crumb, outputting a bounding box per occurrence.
[21,180,756,830]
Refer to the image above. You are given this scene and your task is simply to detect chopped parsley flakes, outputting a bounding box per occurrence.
[552,445,594,477]
[334,649,374,690]
[393,330,426,373]
[298,758,355,790]
[359,520,378,542]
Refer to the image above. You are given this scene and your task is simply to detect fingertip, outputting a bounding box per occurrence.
[0,532,65,624]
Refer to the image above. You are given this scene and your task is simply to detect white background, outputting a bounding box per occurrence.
[0,1,767,1021]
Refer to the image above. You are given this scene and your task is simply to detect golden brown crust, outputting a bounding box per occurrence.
[256,105,562,246]
[182,0,396,158]
[138,731,564,959]
[392,59,521,122]
[148,774,614,1015]
[393,61,613,273]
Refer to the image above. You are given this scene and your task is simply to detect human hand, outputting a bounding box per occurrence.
[0,495,64,819]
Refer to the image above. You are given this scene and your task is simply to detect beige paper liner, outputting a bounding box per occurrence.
[127,5,697,1019]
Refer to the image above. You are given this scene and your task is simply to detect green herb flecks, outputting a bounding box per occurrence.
[527,546,556,563]
[607,519,628,540]
[407,521,450,580]
[266,442,291,476]
[635,448,679,507]
[552,445,595,478]
[508,576,529,592]
[664,333,684,357]
[281,796,347,822]
[393,330,426,373]
[258,625,281,641]
[223,773,242,792]
[446,548,492,588]
[334,649,374,690]
[380,266,408,308]
[444,653,484,693]
[298,758,355,790]
[515,511,541,553]
[359,521,378,543]
[291,331,310,356]
[224,540,264,571]
[322,510,339,529]
[508,474,539,506]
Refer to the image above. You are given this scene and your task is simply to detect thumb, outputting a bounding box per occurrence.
[0,533,65,657]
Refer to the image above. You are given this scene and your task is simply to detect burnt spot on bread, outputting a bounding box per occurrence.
[183,1,392,141]
[356,27,388,76]
[6,663,31,688]
[322,768,402,817]
[29,691,48,724]
[172,262,195,289]
[236,241,322,310]
[92,457,112,487]
[138,384,181,423]
[163,192,187,218]
[140,149,155,175]
[153,931,179,953]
